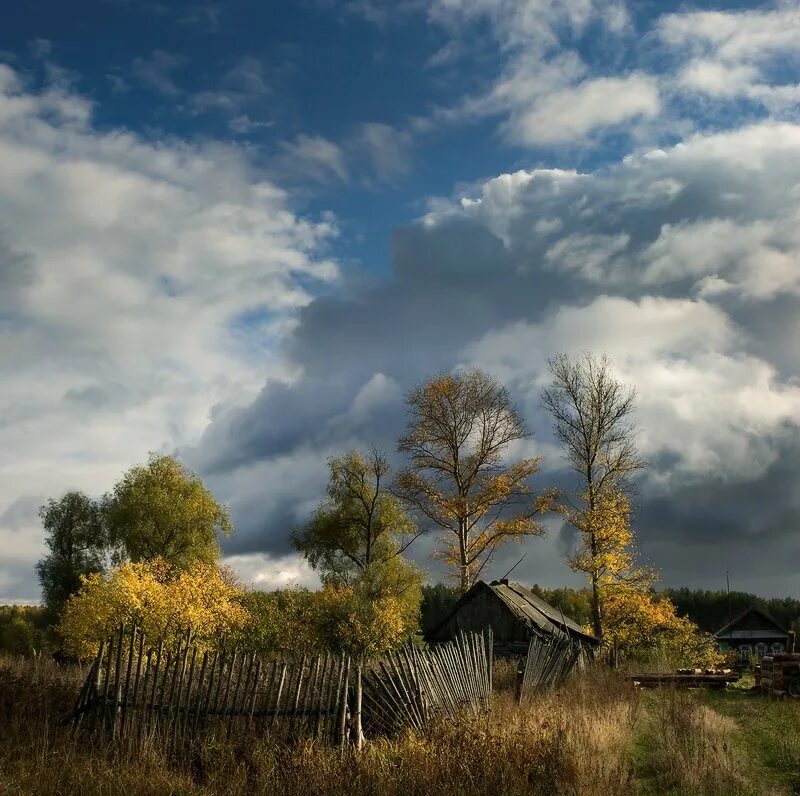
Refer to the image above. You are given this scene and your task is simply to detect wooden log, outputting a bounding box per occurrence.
[313,653,330,738]
[201,651,220,730]
[300,656,320,738]
[165,637,185,727]
[234,653,254,734]
[146,640,164,735]
[225,652,247,739]
[87,639,105,730]
[270,663,288,734]
[156,649,174,728]
[218,650,238,733]
[129,631,146,741]
[209,651,227,724]
[98,632,115,730]
[323,656,339,742]
[247,658,262,729]
[258,659,277,733]
[172,637,194,747]
[354,659,363,750]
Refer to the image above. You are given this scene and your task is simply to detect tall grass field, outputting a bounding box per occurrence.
[1,654,798,795]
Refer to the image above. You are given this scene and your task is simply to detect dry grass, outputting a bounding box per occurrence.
[0,653,793,795]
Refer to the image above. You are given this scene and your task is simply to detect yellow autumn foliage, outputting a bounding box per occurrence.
[601,582,724,667]
[59,559,251,659]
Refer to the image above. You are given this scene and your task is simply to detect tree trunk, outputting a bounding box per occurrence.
[459,523,470,594]
[590,573,603,640]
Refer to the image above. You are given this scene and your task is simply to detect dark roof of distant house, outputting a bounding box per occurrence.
[428,579,599,645]
[714,605,788,640]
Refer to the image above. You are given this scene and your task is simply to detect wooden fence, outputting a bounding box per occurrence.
[67,625,492,748]
[69,624,354,748]
[362,629,493,735]
[517,631,581,703]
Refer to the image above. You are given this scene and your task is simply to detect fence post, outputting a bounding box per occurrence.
[353,659,363,749]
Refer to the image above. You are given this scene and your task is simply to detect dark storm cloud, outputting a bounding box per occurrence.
[187,122,800,594]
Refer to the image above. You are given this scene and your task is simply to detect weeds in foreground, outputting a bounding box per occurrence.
[1,653,797,795]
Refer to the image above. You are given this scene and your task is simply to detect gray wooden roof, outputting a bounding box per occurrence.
[489,581,598,643]
[426,579,599,646]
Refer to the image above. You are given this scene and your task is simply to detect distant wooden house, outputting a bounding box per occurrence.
[425,579,599,657]
[715,606,789,661]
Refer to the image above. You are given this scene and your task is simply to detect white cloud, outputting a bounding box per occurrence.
[223,552,319,590]
[275,133,349,184]
[465,296,800,484]
[0,65,338,601]
[503,73,660,146]
[131,50,187,96]
[351,122,413,182]
[428,121,800,299]
[659,4,800,112]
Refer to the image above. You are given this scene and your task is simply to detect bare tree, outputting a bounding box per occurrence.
[541,352,645,638]
[395,368,555,593]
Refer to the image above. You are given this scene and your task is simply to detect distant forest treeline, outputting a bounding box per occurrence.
[2,584,799,658]
[419,584,800,636]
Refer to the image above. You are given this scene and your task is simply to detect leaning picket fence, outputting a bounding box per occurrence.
[362,628,493,735]
[66,624,492,750]
[517,631,581,704]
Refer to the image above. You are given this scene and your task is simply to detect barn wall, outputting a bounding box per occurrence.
[429,586,532,656]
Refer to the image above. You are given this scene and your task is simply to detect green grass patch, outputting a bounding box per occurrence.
[703,687,800,794]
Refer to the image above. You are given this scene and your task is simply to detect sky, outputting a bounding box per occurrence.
[1,0,800,603]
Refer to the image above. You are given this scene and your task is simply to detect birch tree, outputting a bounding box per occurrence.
[395,369,555,593]
[541,352,646,638]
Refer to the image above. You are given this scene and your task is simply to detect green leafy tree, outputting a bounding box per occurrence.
[104,453,232,569]
[293,449,424,640]
[420,583,460,634]
[0,606,51,657]
[36,491,107,617]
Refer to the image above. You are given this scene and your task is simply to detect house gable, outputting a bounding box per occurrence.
[715,606,787,640]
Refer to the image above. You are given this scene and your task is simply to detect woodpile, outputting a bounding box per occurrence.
[759,653,800,698]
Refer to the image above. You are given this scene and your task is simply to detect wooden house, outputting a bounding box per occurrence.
[425,579,599,657]
[715,606,790,661]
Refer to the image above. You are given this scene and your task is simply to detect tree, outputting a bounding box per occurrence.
[36,491,107,618]
[59,559,250,659]
[104,453,232,569]
[238,585,412,658]
[293,449,422,586]
[293,449,424,642]
[395,369,555,593]
[602,583,723,667]
[542,352,646,639]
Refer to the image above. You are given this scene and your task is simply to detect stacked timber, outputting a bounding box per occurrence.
[759,653,800,697]
[628,670,739,689]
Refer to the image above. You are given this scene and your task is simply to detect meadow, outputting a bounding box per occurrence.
[1,654,798,796]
